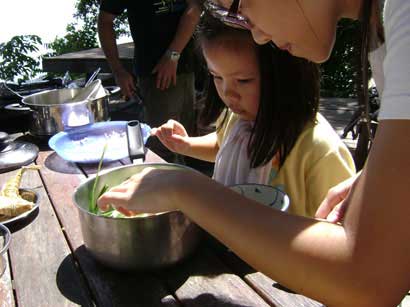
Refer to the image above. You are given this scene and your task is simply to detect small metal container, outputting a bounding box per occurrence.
[73,163,201,270]
[21,86,109,136]
[0,223,11,277]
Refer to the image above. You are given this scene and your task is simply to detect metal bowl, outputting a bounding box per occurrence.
[73,163,201,270]
[21,81,109,136]
[0,223,11,277]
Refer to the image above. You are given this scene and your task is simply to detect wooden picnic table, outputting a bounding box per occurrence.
[0,140,324,307]
[42,42,134,74]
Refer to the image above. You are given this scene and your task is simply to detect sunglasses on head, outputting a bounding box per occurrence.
[204,0,251,30]
[204,0,278,49]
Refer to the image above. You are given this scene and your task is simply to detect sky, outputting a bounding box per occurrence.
[0,0,78,45]
[0,0,131,48]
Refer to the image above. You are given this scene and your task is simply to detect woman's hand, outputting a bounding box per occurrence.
[151,119,191,155]
[97,167,189,216]
[315,173,361,223]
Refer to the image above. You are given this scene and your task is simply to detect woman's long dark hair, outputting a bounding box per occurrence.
[196,13,320,168]
[354,0,385,169]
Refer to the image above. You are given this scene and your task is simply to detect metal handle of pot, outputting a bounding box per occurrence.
[2,82,25,99]
[2,82,32,112]
[104,86,121,96]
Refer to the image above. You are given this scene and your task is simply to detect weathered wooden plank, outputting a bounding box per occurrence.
[78,160,124,175]
[0,166,93,307]
[160,246,270,307]
[207,238,324,307]
[0,254,15,307]
[37,151,179,307]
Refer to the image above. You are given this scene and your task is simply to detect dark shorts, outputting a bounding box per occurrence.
[138,72,195,162]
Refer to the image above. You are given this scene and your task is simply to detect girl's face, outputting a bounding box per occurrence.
[203,37,261,121]
[214,0,339,63]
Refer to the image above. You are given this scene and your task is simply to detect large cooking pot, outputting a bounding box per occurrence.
[21,81,113,136]
[73,163,202,270]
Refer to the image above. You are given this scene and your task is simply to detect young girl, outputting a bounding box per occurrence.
[151,14,355,217]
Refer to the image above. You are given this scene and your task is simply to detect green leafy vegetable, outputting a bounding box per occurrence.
[87,144,127,218]
[89,144,107,214]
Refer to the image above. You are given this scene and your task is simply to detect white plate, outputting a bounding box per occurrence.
[48,121,151,163]
[229,184,290,211]
[1,189,39,225]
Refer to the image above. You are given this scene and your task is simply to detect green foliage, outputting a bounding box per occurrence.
[47,0,130,58]
[46,22,98,57]
[320,19,361,98]
[74,0,130,38]
[0,0,131,82]
[0,35,43,83]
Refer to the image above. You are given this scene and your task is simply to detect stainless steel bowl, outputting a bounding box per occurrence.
[21,86,109,136]
[0,223,11,277]
[73,163,201,270]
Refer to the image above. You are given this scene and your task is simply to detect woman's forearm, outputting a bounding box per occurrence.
[175,121,410,307]
[175,174,354,306]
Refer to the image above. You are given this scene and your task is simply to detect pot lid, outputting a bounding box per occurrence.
[0,132,39,173]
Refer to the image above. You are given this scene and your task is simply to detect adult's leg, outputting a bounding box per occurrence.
[139,73,196,163]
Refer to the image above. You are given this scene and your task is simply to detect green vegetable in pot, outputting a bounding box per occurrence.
[88,144,126,218]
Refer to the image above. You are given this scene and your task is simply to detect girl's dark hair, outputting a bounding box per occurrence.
[355,0,385,169]
[196,13,320,168]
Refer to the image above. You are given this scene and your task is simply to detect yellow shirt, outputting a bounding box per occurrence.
[216,111,356,217]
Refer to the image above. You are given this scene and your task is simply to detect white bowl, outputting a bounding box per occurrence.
[0,223,11,277]
[229,184,290,211]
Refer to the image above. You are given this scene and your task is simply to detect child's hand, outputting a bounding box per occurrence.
[151,119,191,155]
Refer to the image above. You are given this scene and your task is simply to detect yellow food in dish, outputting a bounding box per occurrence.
[0,165,40,221]
[0,196,34,222]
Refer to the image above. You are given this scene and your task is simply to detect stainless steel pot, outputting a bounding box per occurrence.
[73,163,201,270]
[21,86,109,136]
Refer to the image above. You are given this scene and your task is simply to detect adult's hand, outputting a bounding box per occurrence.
[113,68,136,99]
[151,119,191,155]
[315,172,361,223]
[152,54,178,91]
[97,167,190,216]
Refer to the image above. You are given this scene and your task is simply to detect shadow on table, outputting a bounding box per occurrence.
[5,207,39,233]
[44,152,82,174]
[180,293,257,307]
[56,243,258,306]
[202,233,297,295]
[57,245,179,306]
[56,255,94,307]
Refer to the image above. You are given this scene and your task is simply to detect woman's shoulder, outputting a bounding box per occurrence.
[379,0,410,120]
[383,0,410,34]
[384,0,408,14]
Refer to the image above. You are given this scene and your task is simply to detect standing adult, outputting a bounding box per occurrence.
[98,0,201,162]
[98,0,410,306]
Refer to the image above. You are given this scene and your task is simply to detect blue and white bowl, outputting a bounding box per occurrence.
[229,184,290,211]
